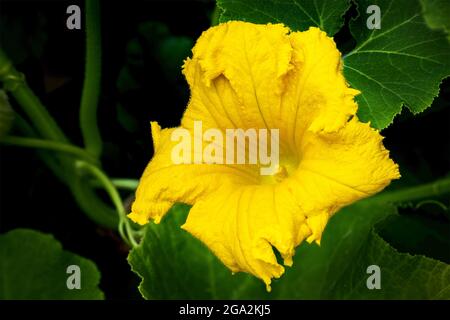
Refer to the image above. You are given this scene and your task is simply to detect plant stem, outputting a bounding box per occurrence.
[76,161,125,217]
[371,175,450,204]
[0,136,98,164]
[13,114,70,184]
[0,49,68,142]
[71,172,119,230]
[76,161,137,246]
[0,41,120,233]
[111,178,139,190]
[12,113,118,230]
[80,0,103,158]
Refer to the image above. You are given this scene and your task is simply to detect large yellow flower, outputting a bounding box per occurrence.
[128,21,400,290]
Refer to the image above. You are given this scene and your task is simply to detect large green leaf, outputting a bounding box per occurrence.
[218,0,352,36]
[129,201,450,299]
[0,229,104,300]
[343,0,450,129]
[331,228,450,299]
[277,201,450,299]
[270,201,394,299]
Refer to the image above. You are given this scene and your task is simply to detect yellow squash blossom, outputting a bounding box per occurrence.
[129,21,400,290]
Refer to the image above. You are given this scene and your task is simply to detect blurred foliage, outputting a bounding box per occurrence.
[0,90,14,138]
[420,0,450,40]
[0,8,47,65]
[115,20,193,134]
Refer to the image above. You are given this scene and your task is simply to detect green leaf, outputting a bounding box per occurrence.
[117,66,142,94]
[420,0,450,41]
[116,102,139,133]
[276,201,450,299]
[0,9,47,65]
[0,90,14,138]
[138,21,170,45]
[272,201,396,298]
[218,0,352,36]
[128,204,269,299]
[343,0,450,129]
[156,36,193,80]
[0,229,104,299]
[129,200,450,299]
[377,209,450,264]
[331,228,450,299]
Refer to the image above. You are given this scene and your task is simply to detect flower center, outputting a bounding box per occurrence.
[274,165,289,182]
[259,157,297,185]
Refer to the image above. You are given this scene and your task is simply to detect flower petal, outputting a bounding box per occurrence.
[182,183,312,291]
[181,21,293,132]
[280,27,360,156]
[181,23,360,157]
[129,122,259,225]
[286,117,400,242]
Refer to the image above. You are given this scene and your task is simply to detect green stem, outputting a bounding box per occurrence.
[76,161,137,246]
[111,178,139,190]
[76,161,125,218]
[12,114,118,229]
[0,49,68,142]
[0,43,120,233]
[371,175,450,204]
[80,0,103,158]
[0,136,98,164]
[71,173,119,230]
[13,114,70,184]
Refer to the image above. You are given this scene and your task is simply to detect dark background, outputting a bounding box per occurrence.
[0,0,448,299]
